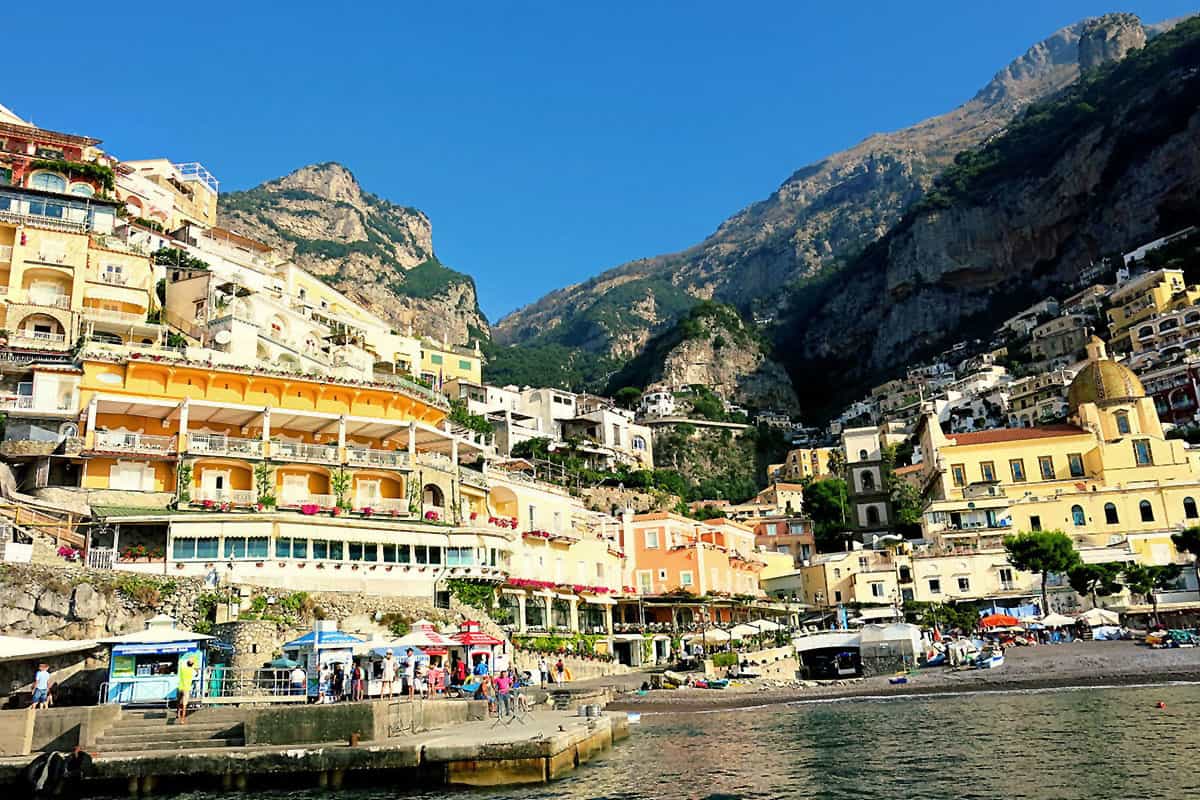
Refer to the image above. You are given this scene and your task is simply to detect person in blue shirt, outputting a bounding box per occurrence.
[31,663,50,710]
[472,657,490,677]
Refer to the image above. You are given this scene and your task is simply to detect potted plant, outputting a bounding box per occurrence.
[361,506,374,518]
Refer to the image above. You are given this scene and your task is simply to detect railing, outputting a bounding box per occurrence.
[22,292,71,309]
[99,272,129,286]
[280,493,335,508]
[356,497,409,515]
[346,447,409,469]
[272,440,339,464]
[460,468,488,489]
[12,331,68,346]
[87,547,116,570]
[195,488,258,506]
[189,433,264,458]
[418,452,455,472]
[205,667,307,703]
[0,395,33,410]
[0,207,88,234]
[93,431,176,454]
[87,308,150,326]
[372,372,448,408]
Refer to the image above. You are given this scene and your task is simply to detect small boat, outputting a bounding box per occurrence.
[974,652,1004,669]
[705,679,730,689]
[627,712,642,724]
[889,676,909,685]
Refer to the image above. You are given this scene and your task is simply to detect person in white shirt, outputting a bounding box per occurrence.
[381,651,397,697]
[290,666,307,697]
[403,649,416,699]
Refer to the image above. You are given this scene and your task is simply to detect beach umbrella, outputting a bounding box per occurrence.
[1039,612,1076,628]
[269,656,300,669]
[1078,608,1120,627]
[978,613,1019,628]
[729,623,764,639]
[685,628,732,644]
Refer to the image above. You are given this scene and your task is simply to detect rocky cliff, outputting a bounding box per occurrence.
[489,13,1181,405]
[605,302,799,412]
[220,163,488,345]
[784,16,1200,418]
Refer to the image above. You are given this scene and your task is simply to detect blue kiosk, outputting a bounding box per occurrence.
[100,614,213,705]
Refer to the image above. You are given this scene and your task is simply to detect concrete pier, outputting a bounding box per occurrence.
[0,709,630,794]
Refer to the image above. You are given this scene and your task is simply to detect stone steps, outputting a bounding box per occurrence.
[94,736,247,753]
[93,709,246,752]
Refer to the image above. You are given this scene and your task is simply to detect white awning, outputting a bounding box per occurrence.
[0,636,100,663]
[581,595,616,606]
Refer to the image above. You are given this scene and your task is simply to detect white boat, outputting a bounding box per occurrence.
[975,652,1004,669]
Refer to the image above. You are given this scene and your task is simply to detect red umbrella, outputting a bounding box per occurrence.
[978,613,1019,628]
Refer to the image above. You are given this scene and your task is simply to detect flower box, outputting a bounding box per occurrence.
[255,561,264,568]
[300,504,319,516]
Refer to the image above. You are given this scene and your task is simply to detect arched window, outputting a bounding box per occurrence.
[29,172,66,193]
[866,506,880,525]
[1185,497,1198,520]
[1104,502,1119,524]
[69,183,95,197]
[1139,500,1154,523]
[1114,411,1131,435]
[423,483,445,509]
[861,471,875,491]
[858,449,868,461]
[631,435,646,451]
[1071,505,1085,526]
[1137,325,1154,339]
[1160,318,1179,332]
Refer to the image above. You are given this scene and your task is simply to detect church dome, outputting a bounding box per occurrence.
[1067,337,1145,410]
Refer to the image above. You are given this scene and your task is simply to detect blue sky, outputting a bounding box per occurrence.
[4,2,1192,321]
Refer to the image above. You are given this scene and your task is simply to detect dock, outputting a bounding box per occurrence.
[0,700,629,795]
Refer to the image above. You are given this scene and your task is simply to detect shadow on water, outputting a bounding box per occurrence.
[158,685,1200,800]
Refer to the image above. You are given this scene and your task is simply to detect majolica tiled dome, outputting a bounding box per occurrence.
[1067,337,1145,410]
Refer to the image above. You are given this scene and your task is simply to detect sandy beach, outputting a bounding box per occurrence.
[603,641,1200,713]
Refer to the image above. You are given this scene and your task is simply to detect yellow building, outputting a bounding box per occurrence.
[420,337,483,386]
[119,159,219,229]
[775,447,838,482]
[1107,269,1200,354]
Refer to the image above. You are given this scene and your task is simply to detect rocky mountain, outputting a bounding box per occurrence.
[220,163,488,345]
[784,15,1200,419]
[489,13,1174,398]
[604,302,800,412]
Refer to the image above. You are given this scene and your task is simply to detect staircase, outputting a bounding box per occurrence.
[93,708,246,753]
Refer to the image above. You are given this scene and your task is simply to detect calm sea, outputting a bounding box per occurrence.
[177,685,1200,800]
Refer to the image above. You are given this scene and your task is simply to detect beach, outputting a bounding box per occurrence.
[604,641,1200,713]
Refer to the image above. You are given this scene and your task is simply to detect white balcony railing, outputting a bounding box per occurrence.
[418,452,455,472]
[94,431,176,454]
[195,488,258,506]
[346,447,409,469]
[272,440,338,464]
[460,468,488,489]
[355,497,409,515]
[12,330,67,346]
[24,293,71,310]
[87,308,150,326]
[100,272,129,286]
[279,492,335,508]
[0,395,33,410]
[189,433,264,458]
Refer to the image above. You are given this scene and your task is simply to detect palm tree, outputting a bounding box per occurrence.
[1123,564,1183,627]
[1170,526,1200,596]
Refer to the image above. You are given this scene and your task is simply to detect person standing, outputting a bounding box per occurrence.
[290,665,307,698]
[403,649,416,700]
[332,663,345,702]
[494,670,512,718]
[318,663,331,703]
[30,663,50,710]
[176,658,196,724]
[352,663,365,702]
[555,657,566,686]
[538,656,549,689]
[381,651,396,697]
[454,657,467,687]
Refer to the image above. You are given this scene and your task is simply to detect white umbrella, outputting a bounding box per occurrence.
[729,623,764,639]
[1039,612,1076,628]
[1078,608,1120,627]
[685,628,732,644]
[748,619,783,633]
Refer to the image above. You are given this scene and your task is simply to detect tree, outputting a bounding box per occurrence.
[1123,563,1183,627]
[805,479,849,552]
[1003,530,1081,614]
[1170,526,1200,593]
[1067,562,1124,608]
[614,387,642,410]
[826,449,847,479]
[889,480,924,537]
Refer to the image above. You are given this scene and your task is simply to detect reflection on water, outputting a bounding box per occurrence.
[176,685,1200,800]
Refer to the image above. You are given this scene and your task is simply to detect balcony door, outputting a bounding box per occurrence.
[201,469,230,501]
[355,478,381,509]
[281,474,309,504]
[109,461,153,491]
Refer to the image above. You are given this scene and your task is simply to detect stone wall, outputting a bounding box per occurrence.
[580,485,674,515]
[512,651,630,682]
[212,621,282,670]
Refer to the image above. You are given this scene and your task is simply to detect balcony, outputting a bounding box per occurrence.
[189,433,264,458]
[93,431,176,455]
[20,292,72,310]
[271,440,338,465]
[86,308,153,327]
[346,446,408,470]
[460,468,488,489]
[9,331,68,349]
[0,395,32,411]
[354,498,409,515]
[99,272,129,286]
[278,493,335,509]
[194,488,258,506]
[418,452,456,472]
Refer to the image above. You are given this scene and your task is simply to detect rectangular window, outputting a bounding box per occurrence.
[999,567,1014,587]
[428,547,442,565]
[928,578,941,595]
[197,538,218,559]
[173,538,196,560]
[247,537,269,558]
[349,543,364,561]
[1009,459,1026,482]
[415,545,428,565]
[870,582,885,598]
[430,354,443,365]
[951,464,966,487]
[1038,456,1055,480]
[1030,515,1042,532]
[834,590,843,603]
[313,540,328,559]
[644,530,659,549]
[223,538,246,559]
[275,538,290,559]
[957,577,970,592]
[292,539,308,559]
[329,541,344,560]
[1067,453,1085,478]
[382,544,398,563]
[980,461,996,482]
[1133,440,1153,466]
[680,571,694,587]
[397,544,410,564]
[0,167,11,186]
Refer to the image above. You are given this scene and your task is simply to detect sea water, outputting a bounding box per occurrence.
[173,684,1200,800]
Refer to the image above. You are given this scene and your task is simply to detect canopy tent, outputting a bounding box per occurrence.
[1078,608,1120,627]
[859,623,922,659]
[685,628,731,644]
[390,619,455,655]
[0,635,100,663]
[268,656,301,669]
[283,629,365,649]
[852,606,902,625]
[729,623,767,639]
[361,644,429,662]
[978,613,1020,629]
[747,619,784,633]
[1038,612,1077,628]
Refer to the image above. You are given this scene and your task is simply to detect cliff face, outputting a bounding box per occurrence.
[494,15,1129,358]
[785,16,1200,418]
[220,163,488,345]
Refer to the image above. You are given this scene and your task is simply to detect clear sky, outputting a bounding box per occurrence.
[4,2,1192,321]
